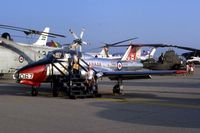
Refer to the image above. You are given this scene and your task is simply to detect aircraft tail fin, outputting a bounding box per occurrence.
[149,47,157,57]
[141,47,157,60]
[33,27,50,46]
[99,47,109,57]
[121,45,141,61]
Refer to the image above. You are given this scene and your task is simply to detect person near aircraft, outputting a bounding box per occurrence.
[186,62,195,75]
[186,62,190,75]
[158,53,164,64]
[188,62,195,74]
[85,65,95,84]
[72,55,80,76]
[81,65,95,94]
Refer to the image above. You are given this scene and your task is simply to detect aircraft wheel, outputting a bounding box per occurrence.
[31,87,38,96]
[113,84,120,94]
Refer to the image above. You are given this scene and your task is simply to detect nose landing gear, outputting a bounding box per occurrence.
[113,79,124,95]
[31,86,39,96]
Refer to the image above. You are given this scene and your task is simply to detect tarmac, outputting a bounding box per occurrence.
[0,67,200,133]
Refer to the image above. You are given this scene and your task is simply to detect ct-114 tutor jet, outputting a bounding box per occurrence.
[14,44,186,98]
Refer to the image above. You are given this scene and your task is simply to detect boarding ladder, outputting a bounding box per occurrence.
[50,56,99,98]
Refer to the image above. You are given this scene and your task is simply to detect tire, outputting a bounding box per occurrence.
[31,87,38,96]
[113,84,120,94]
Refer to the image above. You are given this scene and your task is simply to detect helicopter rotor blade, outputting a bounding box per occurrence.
[99,37,138,48]
[0,24,65,38]
[108,37,138,46]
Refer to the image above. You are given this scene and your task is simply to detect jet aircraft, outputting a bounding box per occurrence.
[14,40,187,98]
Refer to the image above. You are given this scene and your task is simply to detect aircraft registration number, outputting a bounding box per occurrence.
[19,73,33,79]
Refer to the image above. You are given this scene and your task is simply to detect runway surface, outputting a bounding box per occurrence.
[0,68,200,133]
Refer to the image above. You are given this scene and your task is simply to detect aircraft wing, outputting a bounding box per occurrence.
[100,70,186,80]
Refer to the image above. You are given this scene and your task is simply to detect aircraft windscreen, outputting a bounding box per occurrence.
[53,51,64,59]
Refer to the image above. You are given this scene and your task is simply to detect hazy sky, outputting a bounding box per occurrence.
[1,0,200,53]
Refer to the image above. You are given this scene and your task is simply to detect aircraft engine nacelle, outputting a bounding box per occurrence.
[15,65,47,87]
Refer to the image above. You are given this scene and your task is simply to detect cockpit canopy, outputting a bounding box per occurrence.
[46,49,82,60]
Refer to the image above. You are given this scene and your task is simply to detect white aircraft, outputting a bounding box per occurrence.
[87,38,159,62]
[88,38,137,59]
[187,56,200,64]
[92,44,158,61]
[0,25,65,77]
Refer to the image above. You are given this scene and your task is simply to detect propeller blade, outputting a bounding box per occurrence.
[69,29,79,39]
[80,28,85,39]
[82,41,87,45]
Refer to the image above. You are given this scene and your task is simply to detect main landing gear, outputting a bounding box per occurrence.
[113,79,124,95]
[31,86,39,96]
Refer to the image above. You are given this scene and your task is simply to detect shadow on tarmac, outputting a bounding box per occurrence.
[90,92,200,128]
[100,80,200,89]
